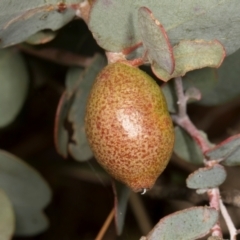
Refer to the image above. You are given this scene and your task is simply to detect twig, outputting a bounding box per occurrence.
[174,77,187,118]
[173,76,230,238]
[95,208,114,240]
[172,77,210,152]
[18,45,93,67]
[219,199,237,240]
[172,115,210,153]
[208,188,222,237]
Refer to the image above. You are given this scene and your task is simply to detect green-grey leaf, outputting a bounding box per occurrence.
[0,150,51,236]
[65,66,84,96]
[54,91,74,158]
[0,48,29,128]
[138,7,174,74]
[186,165,226,189]
[0,189,15,240]
[183,67,218,104]
[89,0,240,55]
[68,54,107,162]
[198,48,240,105]
[25,30,56,45]
[152,40,224,81]
[14,208,48,236]
[112,180,131,236]
[174,126,203,164]
[144,207,218,240]
[161,82,177,113]
[205,134,240,166]
[0,1,84,48]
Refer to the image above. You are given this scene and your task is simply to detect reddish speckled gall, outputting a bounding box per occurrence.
[85,62,175,192]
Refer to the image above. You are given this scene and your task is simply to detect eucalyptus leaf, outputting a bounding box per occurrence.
[198,48,240,105]
[161,82,177,113]
[54,91,74,158]
[0,1,84,48]
[89,0,240,55]
[152,40,225,81]
[65,66,84,96]
[142,207,218,240]
[14,208,48,236]
[0,150,51,236]
[25,30,56,45]
[183,67,218,104]
[138,7,174,74]
[112,180,131,236]
[68,54,107,162]
[174,126,203,165]
[186,164,226,189]
[0,48,29,128]
[205,134,240,166]
[126,44,145,60]
[54,66,84,158]
[0,189,15,240]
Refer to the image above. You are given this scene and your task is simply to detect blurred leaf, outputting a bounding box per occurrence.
[25,30,56,45]
[65,66,84,96]
[68,54,107,161]
[142,207,218,240]
[54,58,84,159]
[152,40,225,81]
[0,150,51,236]
[0,189,15,240]
[174,126,203,164]
[0,48,29,128]
[183,68,217,92]
[54,91,74,158]
[205,134,240,166]
[14,207,48,236]
[183,67,218,104]
[0,1,84,48]
[198,48,240,105]
[112,180,131,236]
[89,0,240,55]
[138,7,174,74]
[161,82,177,113]
[68,141,92,162]
[186,164,226,189]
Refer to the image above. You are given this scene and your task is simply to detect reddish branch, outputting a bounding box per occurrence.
[18,45,93,67]
[172,76,238,239]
